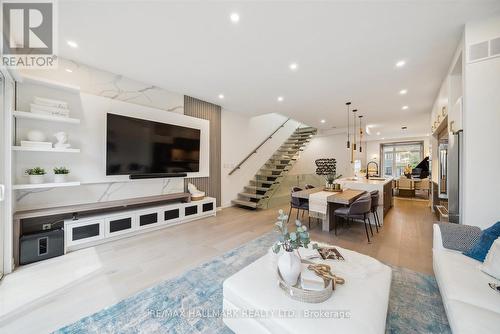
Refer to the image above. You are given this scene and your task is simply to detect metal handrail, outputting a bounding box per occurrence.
[228,118,291,175]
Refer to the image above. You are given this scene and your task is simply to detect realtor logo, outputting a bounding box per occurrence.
[1,1,57,68]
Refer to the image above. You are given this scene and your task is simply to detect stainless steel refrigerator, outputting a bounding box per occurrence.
[448,130,463,224]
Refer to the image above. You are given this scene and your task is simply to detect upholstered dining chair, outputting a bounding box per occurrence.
[288,187,311,228]
[304,184,315,189]
[369,190,381,233]
[333,194,373,242]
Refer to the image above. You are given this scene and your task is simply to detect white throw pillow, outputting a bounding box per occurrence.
[481,237,500,280]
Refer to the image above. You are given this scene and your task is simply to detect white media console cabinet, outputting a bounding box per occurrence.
[13,193,216,265]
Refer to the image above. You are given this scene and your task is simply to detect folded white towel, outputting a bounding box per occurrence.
[34,96,68,109]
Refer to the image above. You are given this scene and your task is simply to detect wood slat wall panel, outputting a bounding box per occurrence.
[183,96,221,206]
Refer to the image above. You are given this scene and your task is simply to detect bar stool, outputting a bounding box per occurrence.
[370,190,380,233]
[288,187,311,228]
[333,194,373,243]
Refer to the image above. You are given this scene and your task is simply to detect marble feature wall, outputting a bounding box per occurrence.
[18,57,184,114]
[14,58,193,211]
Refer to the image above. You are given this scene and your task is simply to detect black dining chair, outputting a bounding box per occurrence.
[288,187,311,228]
[333,194,373,243]
[370,190,381,232]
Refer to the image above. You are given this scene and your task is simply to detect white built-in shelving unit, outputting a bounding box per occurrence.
[12,182,81,190]
[13,110,80,124]
[12,73,82,190]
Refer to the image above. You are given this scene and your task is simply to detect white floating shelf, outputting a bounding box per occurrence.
[17,74,81,93]
[13,182,81,190]
[12,146,80,153]
[13,111,80,124]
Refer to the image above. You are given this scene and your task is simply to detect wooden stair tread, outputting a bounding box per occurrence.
[231,199,257,208]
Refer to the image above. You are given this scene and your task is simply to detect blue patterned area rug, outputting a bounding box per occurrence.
[55,232,450,334]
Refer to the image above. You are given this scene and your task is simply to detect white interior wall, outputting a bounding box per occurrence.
[220,111,301,207]
[462,14,500,228]
[288,130,361,178]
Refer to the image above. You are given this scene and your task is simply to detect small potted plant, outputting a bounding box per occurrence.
[273,209,317,285]
[53,167,70,183]
[26,167,46,184]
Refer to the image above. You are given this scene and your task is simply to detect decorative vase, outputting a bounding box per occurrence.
[54,174,67,183]
[278,250,301,286]
[29,175,45,184]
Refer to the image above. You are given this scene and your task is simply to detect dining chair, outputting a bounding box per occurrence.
[414,178,430,198]
[304,184,315,189]
[333,194,373,242]
[288,187,311,228]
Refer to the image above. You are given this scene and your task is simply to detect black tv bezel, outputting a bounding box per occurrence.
[105,113,201,177]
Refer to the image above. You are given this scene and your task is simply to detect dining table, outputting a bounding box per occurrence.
[291,187,366,232]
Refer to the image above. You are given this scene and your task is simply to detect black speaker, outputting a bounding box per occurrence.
[20,228,64,265]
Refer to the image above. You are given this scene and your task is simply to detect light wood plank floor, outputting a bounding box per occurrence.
[0,198,434,333]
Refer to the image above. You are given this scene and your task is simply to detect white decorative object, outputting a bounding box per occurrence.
[481,238,500,280]
[20,140,52,149]
[29,175,45,184]
[54,174,67,183]
[187,182,205,200]
[277,250,301,286]
[34,96,69,109]
[54,132,71,149]
[27,130,46,142]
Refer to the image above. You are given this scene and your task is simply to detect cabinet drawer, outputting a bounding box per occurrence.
[66,220,105,247]
[184,204,198,216]
[105,214,137,237]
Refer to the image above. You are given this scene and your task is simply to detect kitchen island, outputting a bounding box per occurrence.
[336,176,394,226]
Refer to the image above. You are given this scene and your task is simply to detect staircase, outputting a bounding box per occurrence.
[231,126,317,209]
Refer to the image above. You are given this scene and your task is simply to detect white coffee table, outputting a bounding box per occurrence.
[223,246,392,334]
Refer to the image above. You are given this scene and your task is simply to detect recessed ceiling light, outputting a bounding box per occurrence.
[402,105,409,110]
[320,119,326,124]
[218,94,224,99]
[381,137,385,140]
[426,133,430,136]
[399,89,408,95]
[230,13,240,23]
[396,60,406,68]
[67,40,78,48]
[289,63,298,71]
[376,132,381,136]
[65,68,73,73]
[277,96,284,102]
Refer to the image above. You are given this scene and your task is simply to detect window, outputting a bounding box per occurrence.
[381,142,424,178]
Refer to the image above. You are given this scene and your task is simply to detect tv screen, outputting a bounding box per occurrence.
[106,113,200,175]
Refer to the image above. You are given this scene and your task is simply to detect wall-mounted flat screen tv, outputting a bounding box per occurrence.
[106,113,200,175]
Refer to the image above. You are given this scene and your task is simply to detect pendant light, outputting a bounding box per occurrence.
[358,115,363,153]
[352,109,357,151]
[346,102,351,149]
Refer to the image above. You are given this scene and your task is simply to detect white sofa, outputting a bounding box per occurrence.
[433,224,500,334]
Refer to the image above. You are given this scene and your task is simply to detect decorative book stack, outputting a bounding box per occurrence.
[30,97,70,117]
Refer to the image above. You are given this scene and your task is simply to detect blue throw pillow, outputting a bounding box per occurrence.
[463,221,500,262]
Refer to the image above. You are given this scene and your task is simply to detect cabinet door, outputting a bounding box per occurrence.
[184,204,198,216]
[138,211,160,228]
[202,201,214,213]
[66,220,104,247]
[164,208,180,222]
[105,214,136,237]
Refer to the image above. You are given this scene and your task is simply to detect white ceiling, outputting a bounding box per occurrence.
[57,1,500,139]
